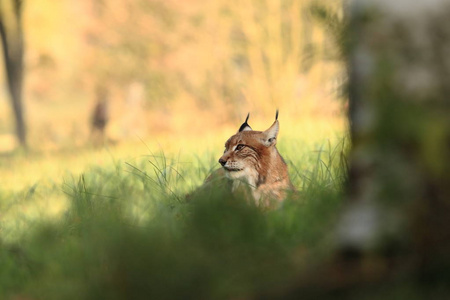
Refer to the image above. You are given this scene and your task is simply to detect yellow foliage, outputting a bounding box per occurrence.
[0,0,345,151]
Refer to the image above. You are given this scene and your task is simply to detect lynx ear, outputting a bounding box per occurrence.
[261,110,279,147]
[238,113,252,132]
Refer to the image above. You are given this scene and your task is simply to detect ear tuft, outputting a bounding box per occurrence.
[275,109,279,121]
[238,113,252,132]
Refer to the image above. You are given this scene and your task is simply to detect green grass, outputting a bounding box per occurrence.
[0,126,348,299]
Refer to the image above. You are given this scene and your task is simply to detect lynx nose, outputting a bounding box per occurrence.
[219,158,226,166]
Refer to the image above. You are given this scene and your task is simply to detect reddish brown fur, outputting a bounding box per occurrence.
[218,120,294,206]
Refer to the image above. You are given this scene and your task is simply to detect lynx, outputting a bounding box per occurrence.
[212,111,294,206]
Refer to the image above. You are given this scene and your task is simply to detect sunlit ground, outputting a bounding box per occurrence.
[0,112,347,242]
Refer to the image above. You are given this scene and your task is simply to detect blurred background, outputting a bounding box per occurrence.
[2,1,450,298]
[0,0,344,152]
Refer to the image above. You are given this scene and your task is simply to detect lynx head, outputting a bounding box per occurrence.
[218,111,281,185]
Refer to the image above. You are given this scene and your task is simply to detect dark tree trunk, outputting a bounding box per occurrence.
[0,0,26,147]
[341,0,450,285]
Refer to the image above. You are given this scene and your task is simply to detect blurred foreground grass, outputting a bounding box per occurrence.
[0,115,347,299]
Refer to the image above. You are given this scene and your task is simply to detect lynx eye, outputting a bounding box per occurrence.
[235,144,245,151]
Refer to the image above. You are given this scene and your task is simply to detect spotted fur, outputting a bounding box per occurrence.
[217,112,294,206]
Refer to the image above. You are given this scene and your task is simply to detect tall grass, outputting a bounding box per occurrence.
[0,138,347,299]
